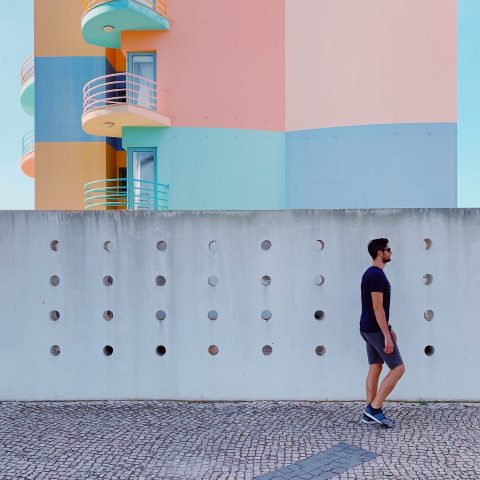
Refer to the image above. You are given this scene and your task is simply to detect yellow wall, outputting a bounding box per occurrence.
[36,142,110,210]
[35,0,105,57]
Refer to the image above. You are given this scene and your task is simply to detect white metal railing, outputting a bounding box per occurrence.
[83,72,167,116]
[20,54,34,88]
[83,0,167,17]
[22,130,35,157]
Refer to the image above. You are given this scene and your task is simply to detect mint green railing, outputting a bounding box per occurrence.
[84,178,169,210]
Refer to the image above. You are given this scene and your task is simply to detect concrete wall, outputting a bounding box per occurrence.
[0,209,477,401]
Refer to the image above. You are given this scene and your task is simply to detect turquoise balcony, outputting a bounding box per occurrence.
[84,178,170,210]
[20,54,34,117]
[82,0,170,49]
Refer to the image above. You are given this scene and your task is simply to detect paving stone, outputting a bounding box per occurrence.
[0,401,479,479]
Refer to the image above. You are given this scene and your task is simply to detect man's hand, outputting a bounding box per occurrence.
[390,328,397,343]
[384,334,394,354]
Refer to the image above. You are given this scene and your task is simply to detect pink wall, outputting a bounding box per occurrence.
[286,0,457,131]
[123,0,285,131]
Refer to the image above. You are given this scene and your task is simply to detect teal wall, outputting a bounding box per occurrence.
[123,127,285,210]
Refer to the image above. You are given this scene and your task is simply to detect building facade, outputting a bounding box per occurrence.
[23,0,457,210]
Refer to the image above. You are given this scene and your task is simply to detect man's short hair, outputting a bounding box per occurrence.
[368,238,389,260]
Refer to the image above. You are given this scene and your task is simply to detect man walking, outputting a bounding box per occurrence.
[360,238,405,428]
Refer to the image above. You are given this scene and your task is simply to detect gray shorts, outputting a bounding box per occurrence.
[360,330,403,369]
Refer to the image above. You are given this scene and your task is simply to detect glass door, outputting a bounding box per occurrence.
[128,148,157,210]
[127,52,156,110]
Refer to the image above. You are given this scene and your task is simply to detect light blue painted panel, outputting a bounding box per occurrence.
[123,127,285,210]
[286,123,457,209]
[35,56,111,143]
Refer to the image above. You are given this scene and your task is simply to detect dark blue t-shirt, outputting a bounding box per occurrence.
[360,266,391,333]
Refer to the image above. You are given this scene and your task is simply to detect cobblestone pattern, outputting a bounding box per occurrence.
[0,401,479,479]
[254,443,377,480]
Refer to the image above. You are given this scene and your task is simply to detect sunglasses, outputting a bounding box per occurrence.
[383,248,391,252]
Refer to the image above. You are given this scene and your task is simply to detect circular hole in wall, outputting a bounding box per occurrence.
[424,310,434,321]
[209,241,219,252]
[50,345,61,356]
[208,276,218,286]
[103,310,114,321]
[424,238,433,250]
[103,275,113,286]
[262,345,273,355]
[103,345,113,356]
[315,345,326,356]
[423,274,433,285]
[156,310,167,321]
[103,241,111,252]
[156,345,167,356]
[50,310,60,321]
[157,241,167,251]
[315,240,325,251]
[261,240,271,251]
[208,345,219,356]
[314,310,325,321]
[261,275,271,286]
[156,275,167,286]
[314,275,325,286]
[50,240,59,252]
[261,310,272,321]
[50,275,60,287]
[208,310,218,320]
[424,345,435,356]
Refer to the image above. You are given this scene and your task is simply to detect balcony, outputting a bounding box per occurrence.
[84,178,170,210]
[20,54,35,117]
[82,0,169,48]
[82,72,170,137]
[20,130,35,178]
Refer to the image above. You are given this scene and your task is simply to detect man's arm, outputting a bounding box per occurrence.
[371,292,394,354]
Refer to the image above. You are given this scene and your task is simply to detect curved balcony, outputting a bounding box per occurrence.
[84,178,170,210]
[20,54,35,117]
[82,0,169,48]
[82,72,170,137]
[20,130,35,178]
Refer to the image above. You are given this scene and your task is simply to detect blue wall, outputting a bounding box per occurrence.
[286,123,457,209]
[123,127,285,210]
[35,56,111,143]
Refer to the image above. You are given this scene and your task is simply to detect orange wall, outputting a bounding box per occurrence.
[35,0,105,57]
[35,142,110,210]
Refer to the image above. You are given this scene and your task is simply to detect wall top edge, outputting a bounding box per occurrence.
[0,209,473,217]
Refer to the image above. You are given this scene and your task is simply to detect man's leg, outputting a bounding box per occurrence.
[366,363,382,406]
[371,363,405,409]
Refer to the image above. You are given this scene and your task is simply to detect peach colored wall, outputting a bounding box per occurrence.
[122,0,285,131]
[35,0,105,57]
[286,0,457,131]
[35,142,109,210]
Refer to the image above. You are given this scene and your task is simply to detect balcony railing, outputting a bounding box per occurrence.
[84,178,170,210]
[83,72,167,116]
[83,0,167,18]
[20,54,34,88]
[22,130,35,157]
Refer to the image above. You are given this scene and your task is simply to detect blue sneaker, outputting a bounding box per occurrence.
[364,405,395,429]
[362,412,377,425]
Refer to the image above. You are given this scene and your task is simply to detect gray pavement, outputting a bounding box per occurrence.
[0,401,478,479]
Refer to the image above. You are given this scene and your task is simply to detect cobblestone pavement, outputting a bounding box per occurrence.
[0,401,478,480]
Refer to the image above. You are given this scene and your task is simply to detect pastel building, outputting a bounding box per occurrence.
[26,0,457,210]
